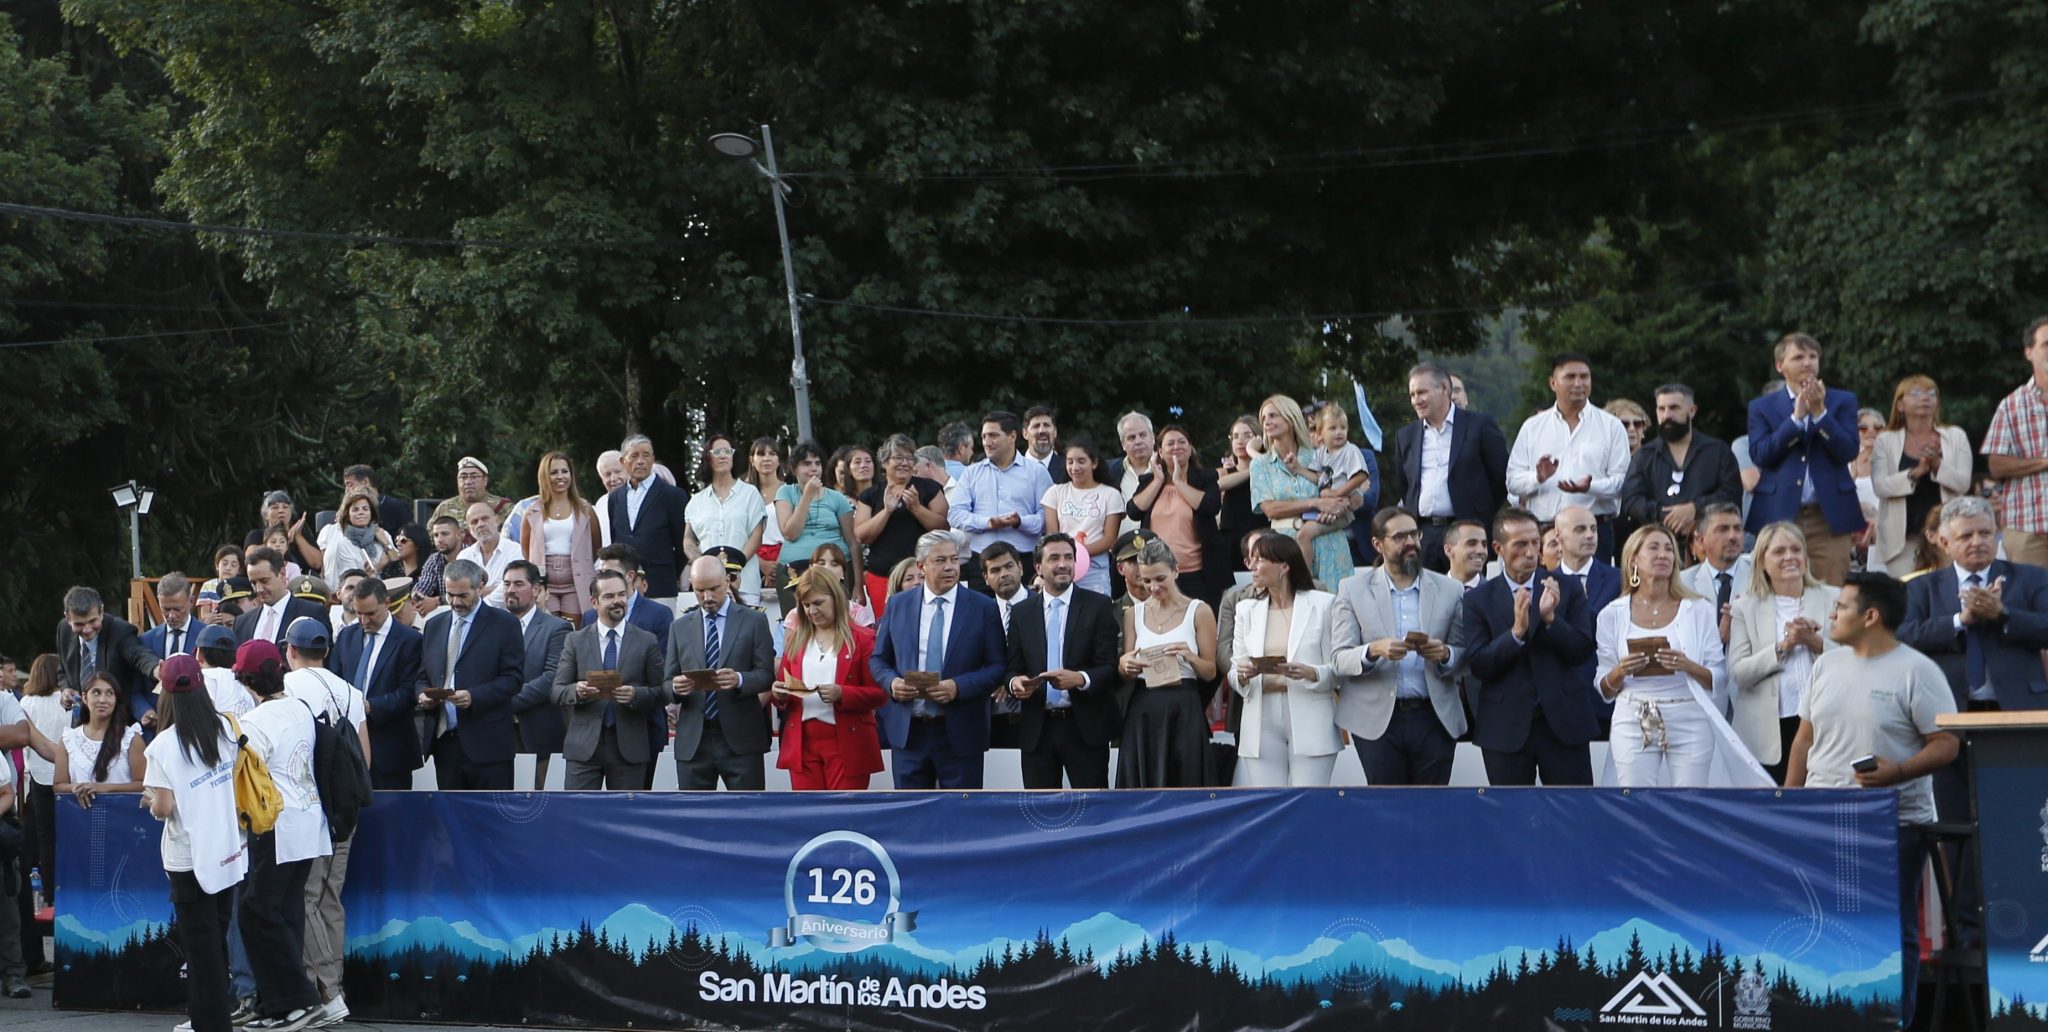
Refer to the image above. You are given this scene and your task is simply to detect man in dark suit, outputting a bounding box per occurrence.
[1463,508,1599,785]
[871,529,1008,789]
[1619,383,1743,545]
[1745,332,1865,585]
[604,435,690,606]
[1552,506,1622,737]
[1394,361,1509,574]
[232,548,327,652]
[585,544,675,788]
[333,577,425,790]
[552,569,667,790]
[502,560,571,790]
[1019,405,1071,486]
[56,584,161,726]
[1003,534,1121,789]
[665,556,776,790]
[140,572,202,662]
[1898,495,2048,947]
[414,558,526,789]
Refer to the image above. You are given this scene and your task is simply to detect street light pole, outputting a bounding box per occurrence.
[128,504,142,581]
[757,124,814,445]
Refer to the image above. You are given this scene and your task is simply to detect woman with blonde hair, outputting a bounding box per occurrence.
[1870,375,1972,577]
[521,450,602,624]
[1248,394,1352,590]
[885,557,922,600]
[770,567,885,790]
[1728,521,1838,782]
[1595,524,1765,787]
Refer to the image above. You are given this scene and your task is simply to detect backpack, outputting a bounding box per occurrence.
[299,674,374,843]
[223,713,282,835]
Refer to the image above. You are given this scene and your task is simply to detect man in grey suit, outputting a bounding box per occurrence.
[1332,508,1469,785]
[502,560,571,790]
[551,570,667,789]
[666,556,776,790]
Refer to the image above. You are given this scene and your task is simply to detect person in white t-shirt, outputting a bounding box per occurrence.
[0,738,21,999]
[143,654,245,1032]
[228,639,329,1032]
[279,619,366,1025]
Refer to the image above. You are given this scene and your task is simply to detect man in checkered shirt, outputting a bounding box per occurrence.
[1982,315,2048,567]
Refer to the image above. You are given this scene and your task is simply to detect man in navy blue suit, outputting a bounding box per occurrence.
[870,530,1008,789]
[140,572,202,662]
[1463,508,1599,785]
[333,577,425,790]
[414,559,525,789]
[1395,361,1509,574]
[1745,333,1865,585]
[604,435,690,607]
[1552,506,1622,737]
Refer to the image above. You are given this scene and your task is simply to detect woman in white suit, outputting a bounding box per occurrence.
[1596,524,1744,787]
[1728,521,1838,782]
[1228,533,1342,786]
[1870,375,1972,577]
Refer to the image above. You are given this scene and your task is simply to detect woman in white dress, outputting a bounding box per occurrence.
[53,673,146,807]
[1227,533,1343,787]
[1596,524,1751,787]
[684,432,767,604]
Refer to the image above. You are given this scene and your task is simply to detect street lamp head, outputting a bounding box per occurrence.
[110,482,138,508]
[708,133,760,160]
[138,488,156,516]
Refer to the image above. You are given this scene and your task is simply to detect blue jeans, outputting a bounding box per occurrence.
[226,884,254,999]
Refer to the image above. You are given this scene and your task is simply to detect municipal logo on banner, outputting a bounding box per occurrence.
[2038,800,2048,872]
[768,831,918,954]
[1598,969,1708,1027]
[1730,968,1772,1030]
[2030,932,2048,964]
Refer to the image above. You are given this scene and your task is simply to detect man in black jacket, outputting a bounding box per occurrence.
[55,585,161,723]
[1004,534,1122,789]
[1619,383,1743,544]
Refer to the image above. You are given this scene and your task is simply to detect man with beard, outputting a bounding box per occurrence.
[411,515,465,618]
[1020,405,1069,486]
[1331,508,1468,785]
[552,569,666,790]
[502,561,571,790]
[1003,534,1120,788]
[1680,502,1753,645]
[1620,383,1742,544]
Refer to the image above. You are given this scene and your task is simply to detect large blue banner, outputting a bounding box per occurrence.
[58,788,1903,1030]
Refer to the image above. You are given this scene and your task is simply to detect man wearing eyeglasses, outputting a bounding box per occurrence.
[1330,508,1467,785]
[1619,383,1743,546]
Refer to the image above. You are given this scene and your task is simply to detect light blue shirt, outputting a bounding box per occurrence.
[1785,386,1818,506]
[1387,581,1428,700]
[626,474,654,529]
[948,456,1053,555]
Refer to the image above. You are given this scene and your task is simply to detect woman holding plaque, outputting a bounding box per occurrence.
[771,567,886,790]
[1596,525,1766,787]
[1115,539,1218,787]
[1226,533,1343,787]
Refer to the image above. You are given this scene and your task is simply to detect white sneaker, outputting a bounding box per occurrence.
[174,1022,194,1032]
[307,995,349,1028]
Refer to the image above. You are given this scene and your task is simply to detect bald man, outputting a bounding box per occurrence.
[665,556,776,790]
[1553,505,1621,736]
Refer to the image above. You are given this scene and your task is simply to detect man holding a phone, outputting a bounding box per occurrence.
[1783,571,1957,1020]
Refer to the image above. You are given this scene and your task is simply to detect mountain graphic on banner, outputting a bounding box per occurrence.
[343,907,1897,998]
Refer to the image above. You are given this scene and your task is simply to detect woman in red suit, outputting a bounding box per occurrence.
[771,566,886,789]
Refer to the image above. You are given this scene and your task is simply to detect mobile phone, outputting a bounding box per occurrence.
[1850,754,1879,774]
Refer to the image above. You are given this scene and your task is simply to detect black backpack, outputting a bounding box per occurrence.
[299,674,374,842]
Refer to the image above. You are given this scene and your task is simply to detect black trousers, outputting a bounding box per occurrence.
[370,770,413,791]
[170,869,236,1032]
[1019,712,1110,790]
[676,725,766,790]
[1353,704,1458,786]
[1760,715,1800,786]
[1420,522,1452,574]
[238,834,319,1016]
[431,732,514,790]
[23,782,53,902]
[1480,707,1593,786]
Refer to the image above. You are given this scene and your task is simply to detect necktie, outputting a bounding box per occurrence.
[920,597,949,717]
[1715,571,1733,614]
[1002,599,1012,629]
[259,605,279,644]
[1965,573,1987,695]
[602,629,619,728]
[443,616,466,733]
[702,613,721,723]
[169,626,183,656]
[356,631,376,689]
[1045,597,1068,709]
[1572,573,1587,596]
[82,640,96,686]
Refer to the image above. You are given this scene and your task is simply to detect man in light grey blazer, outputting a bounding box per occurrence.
[666,555,777,790]
[551,570,667,789]
[1331,508,1469,785]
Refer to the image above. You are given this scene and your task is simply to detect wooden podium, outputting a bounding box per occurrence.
[1935,710,2048,1028]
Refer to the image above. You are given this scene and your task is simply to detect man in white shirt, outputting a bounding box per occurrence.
[1445,519,1491,592]
[1679,502,1752,645]
[1506,354,1633,560]
[593,450,627,545]
[1109,411,1157,537]
[280,619,366,1028]
[456,502,516,608]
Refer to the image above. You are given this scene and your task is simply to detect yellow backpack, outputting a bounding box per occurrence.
[224,713,282,835]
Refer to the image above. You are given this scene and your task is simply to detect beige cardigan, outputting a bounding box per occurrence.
[1726,584,1838,765]
[1869,426,1971,575]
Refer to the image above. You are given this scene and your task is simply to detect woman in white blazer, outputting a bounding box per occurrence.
[1595,525,1730,787]
[1227,534,1342,786]
[1870,375,1972,577]
[1727,521,1838,781]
